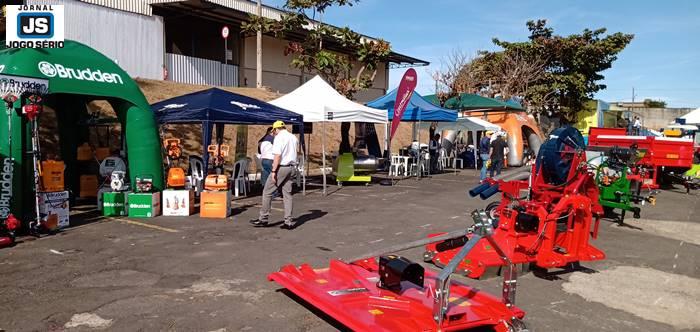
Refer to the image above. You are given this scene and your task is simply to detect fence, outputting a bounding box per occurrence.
[165,53,239,87]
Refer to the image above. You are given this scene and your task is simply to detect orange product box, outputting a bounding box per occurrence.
[41,160,65,192]
[79,175,99,198]
[200,190,231,219]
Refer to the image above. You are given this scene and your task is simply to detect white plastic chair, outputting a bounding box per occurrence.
[438,149,448,171]
[232,159,249,197]
[294,155,305,187]
[389,155,404,176]
[252,156,263,185]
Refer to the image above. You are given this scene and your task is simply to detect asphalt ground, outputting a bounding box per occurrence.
[0,168,698,332]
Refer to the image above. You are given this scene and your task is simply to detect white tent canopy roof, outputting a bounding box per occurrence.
[424,116,501,131]
[680,107,700,124]
[269,75,387,123]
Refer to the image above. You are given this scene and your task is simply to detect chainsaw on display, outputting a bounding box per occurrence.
[164,138,186,188]
[207,143,229,175]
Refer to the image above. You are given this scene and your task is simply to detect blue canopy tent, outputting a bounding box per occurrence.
[366,89,458,122]
[151,87,304,173]
[366,90,457,175]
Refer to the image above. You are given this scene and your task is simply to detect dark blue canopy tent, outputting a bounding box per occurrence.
[151,87,304,171]
[366,89,458,122]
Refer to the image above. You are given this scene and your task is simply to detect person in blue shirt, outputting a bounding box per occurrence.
[479,131,494,181]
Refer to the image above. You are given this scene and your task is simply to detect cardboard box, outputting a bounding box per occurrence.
[128,192,161,218]
[162,189,195,216]
[102,192,128,216]
[200,190,231,219]
[79,175,98,198]
[38,191,69,228]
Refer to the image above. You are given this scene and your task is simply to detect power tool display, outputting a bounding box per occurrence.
[207,144,229,174]
[164,138,186,188]
[425,127,606,278]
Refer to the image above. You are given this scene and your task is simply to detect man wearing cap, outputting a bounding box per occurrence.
[250,120,299,229]
[479,131,493,181]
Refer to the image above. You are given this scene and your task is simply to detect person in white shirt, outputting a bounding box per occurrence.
[257,127,275,185]
[251,120,299,229]
[633,116,642,135]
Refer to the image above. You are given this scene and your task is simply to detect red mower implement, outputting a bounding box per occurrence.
[425,127,606,279]
[588,127,697,192]
[269,213,528,331]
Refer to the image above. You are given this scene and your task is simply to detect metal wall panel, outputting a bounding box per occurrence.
[28,0,165,80]
[166,53,239,87]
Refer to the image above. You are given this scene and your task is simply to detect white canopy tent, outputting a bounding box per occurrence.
[270,75,387,194]
[428,117,501,169]
[680,108,700,125]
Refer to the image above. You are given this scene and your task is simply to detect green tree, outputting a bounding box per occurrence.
[445,20,633,122]
[241,0,391,99]
[643,99,666,108]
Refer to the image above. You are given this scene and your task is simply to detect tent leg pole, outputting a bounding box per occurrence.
[474,131,478,170]
[322,121,327,196]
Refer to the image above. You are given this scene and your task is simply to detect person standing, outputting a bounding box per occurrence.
[257,127,274,186]
[633,116,642,135]
[250,121,299,229]
[489,134,509,178]
[429,134,441,173]
[479,131,493,181]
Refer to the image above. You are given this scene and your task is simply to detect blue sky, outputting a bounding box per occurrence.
[264,0,700,108]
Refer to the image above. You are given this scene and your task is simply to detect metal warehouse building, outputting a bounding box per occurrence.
[13,0,428,101]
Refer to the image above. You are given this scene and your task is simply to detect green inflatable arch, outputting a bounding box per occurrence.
[0,40,163,219]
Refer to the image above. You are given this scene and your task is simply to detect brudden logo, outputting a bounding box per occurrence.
[37,61,124,84]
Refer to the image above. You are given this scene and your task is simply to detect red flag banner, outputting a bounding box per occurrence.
[390,68,418,141]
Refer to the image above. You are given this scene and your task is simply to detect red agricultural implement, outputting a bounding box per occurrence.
[425,127,606,279]
[269,214,528,331]
[588,127,698,192]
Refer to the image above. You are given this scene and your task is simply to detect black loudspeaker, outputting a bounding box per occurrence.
[292,122,313,134]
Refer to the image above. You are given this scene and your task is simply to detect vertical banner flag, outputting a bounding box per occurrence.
[390,68,417,141]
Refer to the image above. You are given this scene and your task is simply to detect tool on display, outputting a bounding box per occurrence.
[164,138,186,188]
[204,174,229,191]
[589,144,657,223]
[425,127,606,278]
[135,174,154,193]
[269,209,527,332]
[208,144,229,175]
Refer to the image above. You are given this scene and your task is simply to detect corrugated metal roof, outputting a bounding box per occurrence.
[76,0,428,66]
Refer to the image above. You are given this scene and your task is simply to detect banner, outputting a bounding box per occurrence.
[390,68,417,141]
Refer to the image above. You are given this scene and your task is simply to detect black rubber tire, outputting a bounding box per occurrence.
[485,201,501,227]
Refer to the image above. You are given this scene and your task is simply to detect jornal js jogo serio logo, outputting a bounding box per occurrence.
[5,5,65,48]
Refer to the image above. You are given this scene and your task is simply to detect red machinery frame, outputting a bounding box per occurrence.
[269,215,528,331]
[425,149,606,279]
[588,127,694,188]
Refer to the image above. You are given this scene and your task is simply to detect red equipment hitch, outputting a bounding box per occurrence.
[426,128,606,278]
[269,212,527,332]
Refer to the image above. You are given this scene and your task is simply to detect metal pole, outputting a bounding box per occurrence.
[417,119,422,178]
[256,0,263,88]
[223,36,227,85]
[322,121,327,196]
